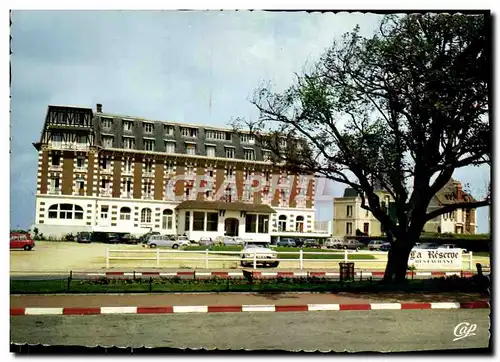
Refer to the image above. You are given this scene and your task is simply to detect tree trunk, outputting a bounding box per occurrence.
[382,238,414,284]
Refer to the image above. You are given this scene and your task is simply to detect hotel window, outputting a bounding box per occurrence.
[144,139,155,151]
[264,171,270,182]
[184,212,191,231]
[206,130,224,140]
[165,163,174,174]
[225,147,235,159]
[165,141,176,153]
[162,209,174,229]
[193,212,205,231]
[206,146,215,157]
[144,160,153,173]
[101,179,111,189]
[240,134,255,144]
[76,157,85,168]
[143,181,152,195]
[124,158,132,173]
[50,177,60,190]
[120,207,131,220]
[181,127,198,137]
[346,222,353,235]
[245,214,257,233]
[123,120,133,131]
[227,168,234,177]
[258,215,269,233]
[186,143,196,155]
[140,208,152,223]
[263,151,272,162]
[76,179,85,193]
[244,149,255,160]
[102,158,110,169]
[207,212,218,232]
[164,125,175,136]
[278,215,287,231]
[186,166,195,177]
[123,137,135,149]
[52,154,61,166]
[77,135,87,144]
[101,206,109,219]
[143,123,154,133]
[102,136,113,148]
[102,118,113,129]
[346,205,353,217]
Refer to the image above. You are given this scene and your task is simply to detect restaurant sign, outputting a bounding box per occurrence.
[408,249,463,270]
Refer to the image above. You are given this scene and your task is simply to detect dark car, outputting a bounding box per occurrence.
[294,238,305,247]
[140,231,160,244]
[379,242,391,251]
[419,243,439,249]
[277,238,296,247]
[303,239,321,249]
[76,232,92,244]
[106,233,122,244]
[118,233,140,245]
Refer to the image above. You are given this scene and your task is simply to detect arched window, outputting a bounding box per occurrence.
[141,208,152,223]
[162,209,173,230]
[120,207,131,220]
[278,215,287,232]
[47,204,83,219]
[295,216,304,232]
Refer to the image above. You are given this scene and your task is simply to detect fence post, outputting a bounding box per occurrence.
[106,248,109,269]
[469,252,473,271]
[344,249,348,262]
[253,252,257,270]
[156,248,160,268]
[205,249,209,269]
[299,249,303,270]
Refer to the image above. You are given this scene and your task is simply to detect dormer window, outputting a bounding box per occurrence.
[144,122,154,133]
[165,125,175,136]
[102,136,113,148]
[123,120,133,132]
[181,127,198,138]
[263,150,272,162]
[102,118,113,129]
[144,139,155,151]
[240,134,255,144]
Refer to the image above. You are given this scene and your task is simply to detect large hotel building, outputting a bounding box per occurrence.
[32,104,331,242]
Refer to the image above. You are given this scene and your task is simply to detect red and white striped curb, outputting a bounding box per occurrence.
[10,301,489,316]
[86,271,474,278]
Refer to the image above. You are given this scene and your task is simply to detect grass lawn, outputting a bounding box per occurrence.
[183,246,375,260]
[10,275,488,295]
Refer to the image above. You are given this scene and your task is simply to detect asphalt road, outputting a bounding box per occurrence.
[10,309,490,352]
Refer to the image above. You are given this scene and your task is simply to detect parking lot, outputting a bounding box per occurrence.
[10,241,489,274]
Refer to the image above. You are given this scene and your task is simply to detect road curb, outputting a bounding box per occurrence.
[10,301,489,316]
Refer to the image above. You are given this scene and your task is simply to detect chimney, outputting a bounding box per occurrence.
[96,103,102,113]
[456,184,463,201]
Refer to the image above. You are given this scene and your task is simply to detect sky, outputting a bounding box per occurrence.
[10,10,491,232]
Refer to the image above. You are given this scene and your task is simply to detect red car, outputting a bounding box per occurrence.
[10,232,35,251]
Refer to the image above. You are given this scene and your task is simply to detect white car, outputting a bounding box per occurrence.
[147,235,190,249]
[240,241,279,267]
[222,236,245,246]
[438,244,468,253]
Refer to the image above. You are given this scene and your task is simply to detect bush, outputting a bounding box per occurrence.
[64,233,76,241]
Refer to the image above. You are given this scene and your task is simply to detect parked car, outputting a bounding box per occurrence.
[294,238,305,247]
[418,242,439,249]
[105,233,122,244]
[140,231,160,244]
[146,234,190,249]
[333,239,365,251]
[277,238,296,247]
[439,243,468,253]
[240,241,279,267]
[76,231,92,243]
[199,237,214,246]
[303,239,321,249]
[221,236,245,246]
[379,242,391,251]
[117,233,140,245]
[10,232,35,251]
[367,240,386,251]
[325,238,343,249]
